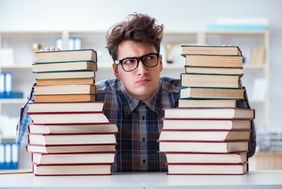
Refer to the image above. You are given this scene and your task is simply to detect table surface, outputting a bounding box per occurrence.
[0,170,282,189]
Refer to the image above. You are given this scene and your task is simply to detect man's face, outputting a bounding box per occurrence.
[112,40,163,101]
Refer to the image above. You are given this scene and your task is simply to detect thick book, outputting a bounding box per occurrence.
[164,152,248,164]
[183,55,243,68]
[32,152,117,165]
[34,84,96,95]
[34,94,96,102]
[162,119,252,130]
[179,87,244,99]
[28,133,117,145]
[158,141,249,153]
[35,49,97,63]
[163,108,255,119]
[26,143,117,153]
[165,162,248,175]
[178,99,237,108]
[181,45,242,56]
[33,163,112,176]
[28,123,118,134]
[159,129,251,141]
[28,102,104,113]
[36,71,95,80]
[27,111,109,124]
[180,73,239,88]
[184,66,243,77]
[36,78,95,86]
[32,61,97,73]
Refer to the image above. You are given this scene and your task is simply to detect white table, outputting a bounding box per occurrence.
[0,171,281,189]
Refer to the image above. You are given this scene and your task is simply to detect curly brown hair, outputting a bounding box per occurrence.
[106,13,164,61]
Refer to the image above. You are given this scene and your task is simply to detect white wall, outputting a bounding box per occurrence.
[1,0,282,129]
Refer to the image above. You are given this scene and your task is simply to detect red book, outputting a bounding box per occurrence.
[27,143,118,154]
[27,111,109,124]
[28,122,118,134]
[159,129,252,142]
[28,133,117,145]
[32,163,113,176]
[31,152,117,165]
[165,162,248,175]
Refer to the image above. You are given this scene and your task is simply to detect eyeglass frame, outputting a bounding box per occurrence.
[114,52,160,72]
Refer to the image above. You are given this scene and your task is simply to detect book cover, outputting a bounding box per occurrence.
[159,129,252,141]
[181,45,242,56]
[28,101,104,113]
[161,119,252,130]
[34,94,97,102]
[27,111,109,124]
[33,84,96,95]
[179,87,245,99]
[184,66,244,77]
[182,54,243,68]
[32,152,117,165]
[164,152,248,164]
[28,133,117,145]
[163,108,255,119]
[180,73,240,88]
[165,162,248,175]
[178,99,237,108]
[158,140,250,153]
[36,70,95,80]
[32,61,97,73]
[26,143,118,153]
[36,78,95,86]
[35,49,97,63]
[33,163,113,176]
[28,122,118,134]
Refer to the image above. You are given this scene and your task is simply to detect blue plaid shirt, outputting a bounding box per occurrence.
[16,77,256,172]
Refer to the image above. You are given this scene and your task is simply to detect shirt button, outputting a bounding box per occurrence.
[142,116,145,120]
[142,138,145,142]
[143,159,146,163]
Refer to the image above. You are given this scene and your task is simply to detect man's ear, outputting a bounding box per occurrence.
[112,63,120,79]
[159,54,163,72]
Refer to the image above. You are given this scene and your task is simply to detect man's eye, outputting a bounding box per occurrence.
[123,59,135,64]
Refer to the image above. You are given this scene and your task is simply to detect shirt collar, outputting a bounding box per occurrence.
[120,82,162,118]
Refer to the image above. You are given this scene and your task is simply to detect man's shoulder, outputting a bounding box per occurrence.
[96,78,122,94]
[160,77,180,93]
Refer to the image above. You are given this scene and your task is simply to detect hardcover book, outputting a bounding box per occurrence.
[161,119,252,130]
[32,152,117,165]
[28,133,117,145]
[163,108,255,119]
[36,71,95,80]
[35,49,97,63]
[181,45,242,56]
[165,162,248,175]
[183,55,243,68]
[159,129,251,141]
[28,123,118,134]
[26,143,118,154]
[28,102,104,113]
[180,73,240,88]
[34,94,96,102]
[179,87,245,99]
[27,111,109,124]
[32,61,97,73]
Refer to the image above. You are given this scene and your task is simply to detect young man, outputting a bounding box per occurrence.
[16,13,256,172]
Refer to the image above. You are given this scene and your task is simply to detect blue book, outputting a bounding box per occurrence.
[11,143,19,170]
[0,144,5,169]
[4,72,13,98]
[0,73,4,98]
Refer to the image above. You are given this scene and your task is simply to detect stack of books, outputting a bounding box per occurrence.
[27,49,118,176]
[158,45,255,175]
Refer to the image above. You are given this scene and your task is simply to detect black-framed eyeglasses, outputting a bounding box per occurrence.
[114,53,160,72]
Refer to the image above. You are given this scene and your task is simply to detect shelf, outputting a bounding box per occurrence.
[0,99,26,104]
[243,64,266,69]
[0,65,32,69]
